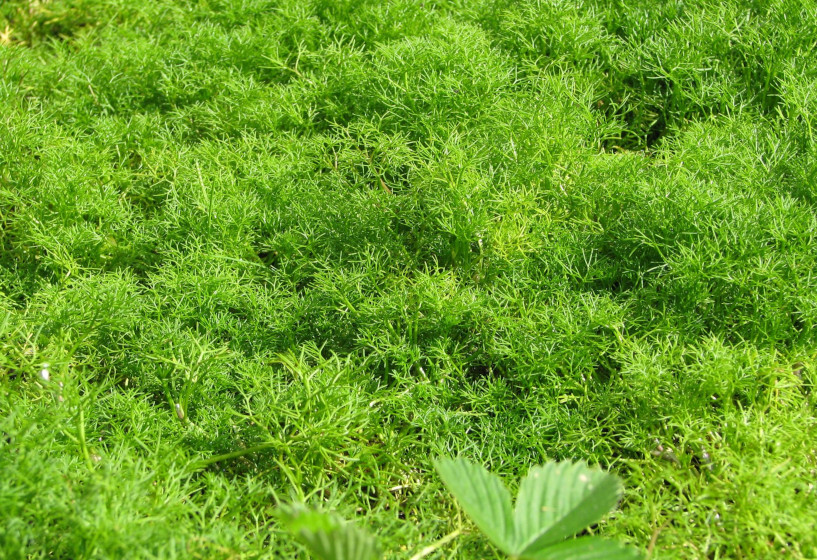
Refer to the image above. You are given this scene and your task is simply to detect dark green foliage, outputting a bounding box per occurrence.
[1,0,816,558]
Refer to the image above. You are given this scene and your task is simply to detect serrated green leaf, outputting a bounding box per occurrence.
[514,461,623,555]
[280,506,381,560]
[519,536,642,560]
[435,458,515,554]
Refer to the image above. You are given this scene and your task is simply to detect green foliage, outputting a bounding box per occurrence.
[282,459,640,560]
[280,506,381,560]
[0,0,101,46]
[1,0,816,558]
[436,458,639,559]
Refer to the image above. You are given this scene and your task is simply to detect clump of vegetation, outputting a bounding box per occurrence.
[1,0,816,558]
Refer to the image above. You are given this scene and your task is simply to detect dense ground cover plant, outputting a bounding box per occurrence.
[1,0,816,558]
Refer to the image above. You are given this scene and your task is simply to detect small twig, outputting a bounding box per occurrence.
[87,83,100,106]
[647,520,669,558]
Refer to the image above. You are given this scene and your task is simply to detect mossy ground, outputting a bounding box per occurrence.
[1,0,816,558]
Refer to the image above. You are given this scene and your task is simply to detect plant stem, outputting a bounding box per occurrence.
[409,529,462,560]
[187,441,280,472]
[77,406,94,470]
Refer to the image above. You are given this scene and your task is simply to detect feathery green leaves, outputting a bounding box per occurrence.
[1,0,816,558]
